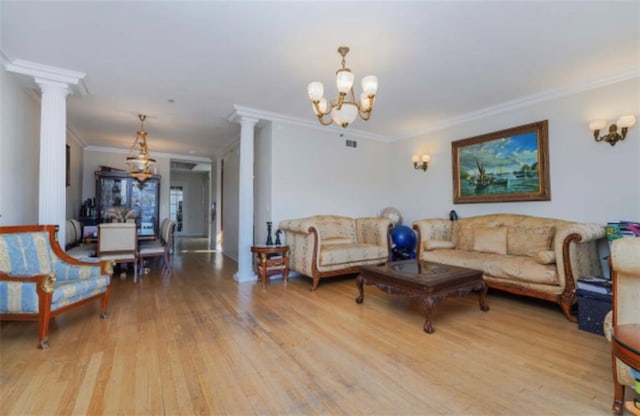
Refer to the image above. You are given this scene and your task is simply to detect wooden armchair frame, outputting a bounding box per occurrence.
[0,225,111,349]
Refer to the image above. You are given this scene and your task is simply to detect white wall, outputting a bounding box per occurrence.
[170,170,209,236]
[269,121,392,228]
[222,146,240,260]
[389,78,640,225]
[254,123,272,244]
[0,68,40,225]
[82,148,170,222]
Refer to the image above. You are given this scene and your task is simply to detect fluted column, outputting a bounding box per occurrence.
[36,79,70,245]
[234,116,259,282]
[5,60,86,246]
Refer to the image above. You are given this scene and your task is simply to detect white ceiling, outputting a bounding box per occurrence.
[2,1,639,160]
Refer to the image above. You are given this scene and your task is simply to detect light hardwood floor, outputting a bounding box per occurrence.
[0,238,624,415]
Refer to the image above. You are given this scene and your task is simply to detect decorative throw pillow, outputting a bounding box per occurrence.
[473,227,507,255]
[424,240,456,251]
[533,250,556,265]
[507,226,554,257]
[453,223,474,251]
[318,221,355,242]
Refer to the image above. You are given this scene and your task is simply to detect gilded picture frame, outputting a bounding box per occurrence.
[452,120,550,204]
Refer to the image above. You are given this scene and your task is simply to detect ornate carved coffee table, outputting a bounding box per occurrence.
[356,260,489,333]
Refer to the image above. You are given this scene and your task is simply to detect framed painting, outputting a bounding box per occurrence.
[452,120,550,204]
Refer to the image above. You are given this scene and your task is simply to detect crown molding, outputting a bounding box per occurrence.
[84,145,213,163]
[402,67,640,140]
[66,127,87,147]
[229,105,395,143]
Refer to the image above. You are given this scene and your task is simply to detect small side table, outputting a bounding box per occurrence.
[611,324,640,415]
[251,245,290,288]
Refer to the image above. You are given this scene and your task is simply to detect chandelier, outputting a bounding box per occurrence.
[307,46,378,128]
[126,114,156,182]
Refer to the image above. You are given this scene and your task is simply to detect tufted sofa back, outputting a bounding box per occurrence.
[312,215,357,245]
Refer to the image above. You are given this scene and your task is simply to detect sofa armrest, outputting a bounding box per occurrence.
[279,218,319,277]
[356,217,393,249]
[54,260,111,282]
[0,271,56,293]
[553,222,605,291]
[50,236,112,278]
[278,218,315,235]
[412,219,453,256]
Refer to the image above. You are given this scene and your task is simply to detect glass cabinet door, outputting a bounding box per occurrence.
[95,171,160,238]
[131,180,158,237]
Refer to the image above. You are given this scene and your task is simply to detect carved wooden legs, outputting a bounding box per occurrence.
[100,287,111,319]
[479,282,490,312]
[559,296,578,322]
[355,274,364,304]
[37,291,52,349]
[311,275,321,291]
[423,297,436,334]
[612,352,625,415]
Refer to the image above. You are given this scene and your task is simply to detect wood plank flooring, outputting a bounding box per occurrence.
[0,238,624,415]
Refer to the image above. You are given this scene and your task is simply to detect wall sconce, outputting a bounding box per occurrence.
[412,154,431,171]
[589,115,636,146]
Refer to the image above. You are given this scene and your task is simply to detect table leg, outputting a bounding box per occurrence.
[355,274,365,304]
[479,281,490,312]
[259,253,268,289]
[423,297,436,334]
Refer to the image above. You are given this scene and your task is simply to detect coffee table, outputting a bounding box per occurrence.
[356,260,489,333]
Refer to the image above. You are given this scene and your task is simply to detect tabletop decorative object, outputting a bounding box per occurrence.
[265,221,274,246]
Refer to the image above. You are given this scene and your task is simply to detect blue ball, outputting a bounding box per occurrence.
[390,225,416,250]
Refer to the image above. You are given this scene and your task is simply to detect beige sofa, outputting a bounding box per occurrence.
[279,215,393,290]
[412,214,605,320]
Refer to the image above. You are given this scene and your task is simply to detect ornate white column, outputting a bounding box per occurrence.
[233,116,259,282]
[6,60,86,246]
[36,79,70,245]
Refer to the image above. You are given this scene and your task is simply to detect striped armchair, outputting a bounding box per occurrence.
[0,225,111,349]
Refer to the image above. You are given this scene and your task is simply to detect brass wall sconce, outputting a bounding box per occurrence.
[589,115,636,146]
[412,154,431,171]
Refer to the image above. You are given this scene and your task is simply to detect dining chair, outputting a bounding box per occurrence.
[97,223,138,282]
[604,237,640,414]
[138,219,176,275]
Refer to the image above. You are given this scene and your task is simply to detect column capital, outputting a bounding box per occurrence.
[35,78,71,97]
[5,59,87,94]
[227,105,260,126]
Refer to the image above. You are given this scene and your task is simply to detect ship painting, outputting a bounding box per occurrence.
[457,131,541,197]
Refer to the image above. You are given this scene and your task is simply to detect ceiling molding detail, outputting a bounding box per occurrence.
[66,127,87,147]
[402,67,640,140]
[230,105,396,143]
[84,145,212,163]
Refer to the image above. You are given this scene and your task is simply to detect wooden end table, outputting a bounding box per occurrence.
[251,245,290,289]
[611,324,640,415]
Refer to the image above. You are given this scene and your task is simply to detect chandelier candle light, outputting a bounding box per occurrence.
[126,114,156,182]
[307,46,378,128]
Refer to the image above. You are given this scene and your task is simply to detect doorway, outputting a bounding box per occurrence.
[169,186,184,233]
